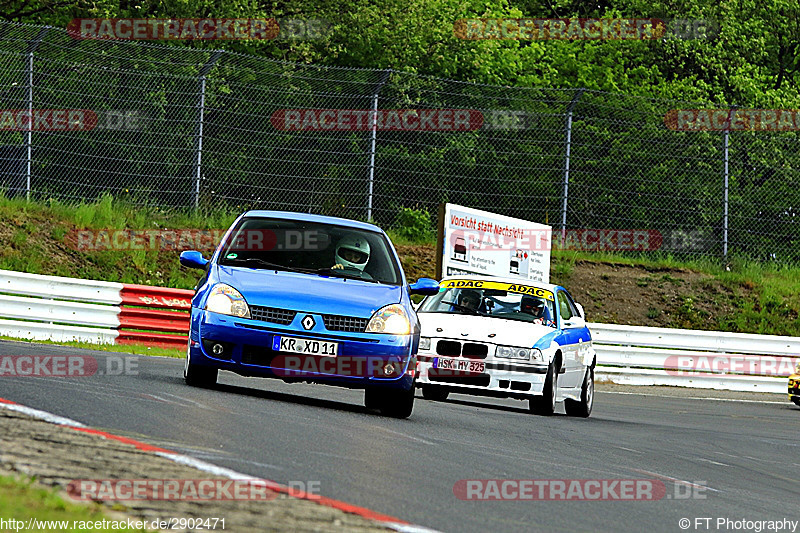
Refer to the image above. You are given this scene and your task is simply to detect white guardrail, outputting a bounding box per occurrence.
[0,269,192,348]
[0,270,123,343]
[589,323,799,393]
[0,269,796,393]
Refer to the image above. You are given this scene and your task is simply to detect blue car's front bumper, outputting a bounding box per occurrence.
[188,309,416,390]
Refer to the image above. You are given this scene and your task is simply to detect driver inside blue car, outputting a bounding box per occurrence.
[332,234,371,275]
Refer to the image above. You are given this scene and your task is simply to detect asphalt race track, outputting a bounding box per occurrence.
[1,341,798,533]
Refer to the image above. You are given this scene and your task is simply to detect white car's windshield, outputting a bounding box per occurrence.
[419,287,557,327]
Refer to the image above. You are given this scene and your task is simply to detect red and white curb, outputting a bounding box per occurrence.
[0,397,438,533]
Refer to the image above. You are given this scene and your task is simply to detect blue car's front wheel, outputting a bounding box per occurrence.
[184,344,218,388]
[365,385,415,419]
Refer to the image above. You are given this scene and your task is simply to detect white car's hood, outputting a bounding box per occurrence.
[418,312,556,348]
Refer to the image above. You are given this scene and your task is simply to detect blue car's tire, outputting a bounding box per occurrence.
[364,387,382,410]
[184,346,218,388]
[365,386,415,418]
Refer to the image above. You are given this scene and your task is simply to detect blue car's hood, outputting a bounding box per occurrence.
[216,266,403,317]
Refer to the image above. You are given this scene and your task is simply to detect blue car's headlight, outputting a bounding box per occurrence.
[366,304,411,335]
[205,284,251,319]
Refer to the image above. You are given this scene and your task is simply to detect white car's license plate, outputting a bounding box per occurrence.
[434,357,485,373]
[273,336,338,356]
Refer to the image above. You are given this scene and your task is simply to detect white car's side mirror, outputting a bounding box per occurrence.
[563,316,586,329]
[575,303,585,318]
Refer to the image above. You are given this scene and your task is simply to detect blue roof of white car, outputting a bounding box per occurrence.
[242,210,384,233]
[440,274,562,293]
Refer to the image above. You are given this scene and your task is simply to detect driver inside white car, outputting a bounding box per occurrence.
[520,295,547,324]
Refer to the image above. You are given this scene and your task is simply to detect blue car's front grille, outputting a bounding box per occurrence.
[247,306,368,332]
[250,305,296,325]
[323,314,369,332]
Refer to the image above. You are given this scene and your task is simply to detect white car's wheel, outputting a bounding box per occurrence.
[422,385,450,401]
[529,359,558,416]
[565,367,593,418]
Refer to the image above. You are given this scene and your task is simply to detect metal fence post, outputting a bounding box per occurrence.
[194,51,222,209]
[560,88,585,239]
[722,106,735,259]
[24,27,49,201]
[366,69,391,222]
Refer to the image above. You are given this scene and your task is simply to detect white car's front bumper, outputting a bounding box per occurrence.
[416,354,551,398]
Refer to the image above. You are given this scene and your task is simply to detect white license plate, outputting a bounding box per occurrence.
[433,357,485,373]
[273,336,338,356]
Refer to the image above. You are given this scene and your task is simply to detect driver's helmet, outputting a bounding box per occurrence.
[335,234,371,271]
[457,289,481,310]
[521,295,544,316]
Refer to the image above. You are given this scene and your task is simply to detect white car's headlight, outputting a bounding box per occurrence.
[419,337,432,351]
[496,346,529,360]
[205,284,251,318]
[495,346,543,361]
[366,304,410,335]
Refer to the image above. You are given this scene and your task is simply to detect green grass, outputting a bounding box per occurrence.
[0,192,239,289]
[1,194,800,336]
[0,475,148,532]
[0,336,184,359]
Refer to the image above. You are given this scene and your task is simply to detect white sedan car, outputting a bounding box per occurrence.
[415,276,595,417]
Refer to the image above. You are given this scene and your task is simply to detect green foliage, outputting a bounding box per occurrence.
[0,475,147,531]
[5,0,800,106]
[391,207,436,243]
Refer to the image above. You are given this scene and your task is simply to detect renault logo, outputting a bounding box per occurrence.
[301,315,315,330]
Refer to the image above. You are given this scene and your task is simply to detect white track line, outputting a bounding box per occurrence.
[0,400,440,532]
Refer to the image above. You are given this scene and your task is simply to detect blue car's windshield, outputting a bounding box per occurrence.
[217,217,402,285]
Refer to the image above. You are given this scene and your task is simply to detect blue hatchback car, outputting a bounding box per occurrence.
[179,211,439,418]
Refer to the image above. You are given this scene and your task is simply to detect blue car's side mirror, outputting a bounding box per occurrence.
[409,277,440,296]
[180,250,209,269]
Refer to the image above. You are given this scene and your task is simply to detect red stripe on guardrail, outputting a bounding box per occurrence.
[119,307,190,333]
[117,331,189,349]
[121,284,193,310]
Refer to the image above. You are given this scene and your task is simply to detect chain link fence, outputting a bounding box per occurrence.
[0,21,798,260]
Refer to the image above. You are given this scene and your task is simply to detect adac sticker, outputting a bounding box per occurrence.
[440,279,554,300]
